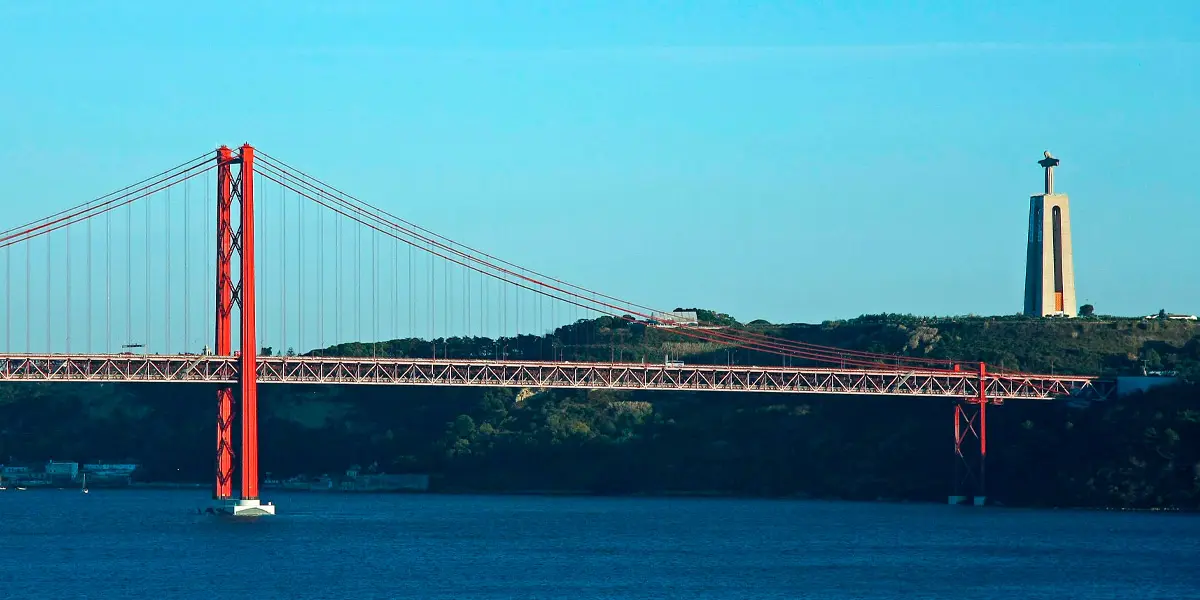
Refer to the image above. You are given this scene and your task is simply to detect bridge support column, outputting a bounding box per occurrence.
[213,146,236,501]
[237,143,262,507]
[951,363,989,506]
[210,143,272,517]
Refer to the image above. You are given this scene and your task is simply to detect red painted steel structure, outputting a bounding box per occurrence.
[0,144,1122,508]
[214,146,235,500]
[0,354,1114,401]
[952,362,991,503]
[238,144,260,501]
[979,363,988,498]
[212,144,260,502]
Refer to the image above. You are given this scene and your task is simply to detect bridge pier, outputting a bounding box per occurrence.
[214,497,276,517]
[950,399,986,505]
[950,363,991,506]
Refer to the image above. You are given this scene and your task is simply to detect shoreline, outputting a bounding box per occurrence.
[8,482,1187,512]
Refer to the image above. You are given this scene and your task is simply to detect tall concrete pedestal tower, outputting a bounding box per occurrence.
[1023,151,1077,317]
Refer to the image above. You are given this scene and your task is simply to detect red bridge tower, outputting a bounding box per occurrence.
[212,143,273,516]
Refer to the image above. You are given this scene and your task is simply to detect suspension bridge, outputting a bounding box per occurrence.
[0,144,1114,514]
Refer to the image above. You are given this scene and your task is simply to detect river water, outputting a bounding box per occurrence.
[0,490,1196,599]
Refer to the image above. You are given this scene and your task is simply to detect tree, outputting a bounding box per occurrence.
[1079,304,1095,317]
[1159,309,1169,320]
[450,414,476,438]
[1181,363,1200,383]
[1143,348,1164,370]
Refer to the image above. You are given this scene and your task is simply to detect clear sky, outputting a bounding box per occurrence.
[1,1,1197,343]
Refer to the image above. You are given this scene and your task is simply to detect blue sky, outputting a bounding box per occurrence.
[1,1,1197,352]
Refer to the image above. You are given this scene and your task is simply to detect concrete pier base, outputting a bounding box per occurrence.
[948,495,968,505]
[213,498,276,517]
[972,496,987,507]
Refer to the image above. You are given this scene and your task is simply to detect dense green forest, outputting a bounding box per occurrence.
[2,312,1198,508]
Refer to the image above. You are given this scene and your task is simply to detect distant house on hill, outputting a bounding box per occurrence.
[642,310,729,329]
[1144,313,1198,321]
[663,311,699,326]
[645,311,699,327]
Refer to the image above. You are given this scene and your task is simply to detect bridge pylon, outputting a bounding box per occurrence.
[211,143,273,517]
[951,362,992,506]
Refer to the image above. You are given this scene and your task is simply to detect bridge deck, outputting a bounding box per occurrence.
[0,354,1114,400]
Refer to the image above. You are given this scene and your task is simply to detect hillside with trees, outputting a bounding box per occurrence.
[1,312,1198,509]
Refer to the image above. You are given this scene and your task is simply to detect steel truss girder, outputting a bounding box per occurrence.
[954,399,985,500]
[0,354,1117,400]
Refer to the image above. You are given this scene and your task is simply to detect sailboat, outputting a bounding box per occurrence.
[0,474,6,491]
[81,473,89,494]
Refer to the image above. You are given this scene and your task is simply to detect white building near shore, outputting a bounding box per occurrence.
[45,461,80,480]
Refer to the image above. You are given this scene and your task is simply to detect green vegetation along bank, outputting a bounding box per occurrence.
[1,312,1198,509]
